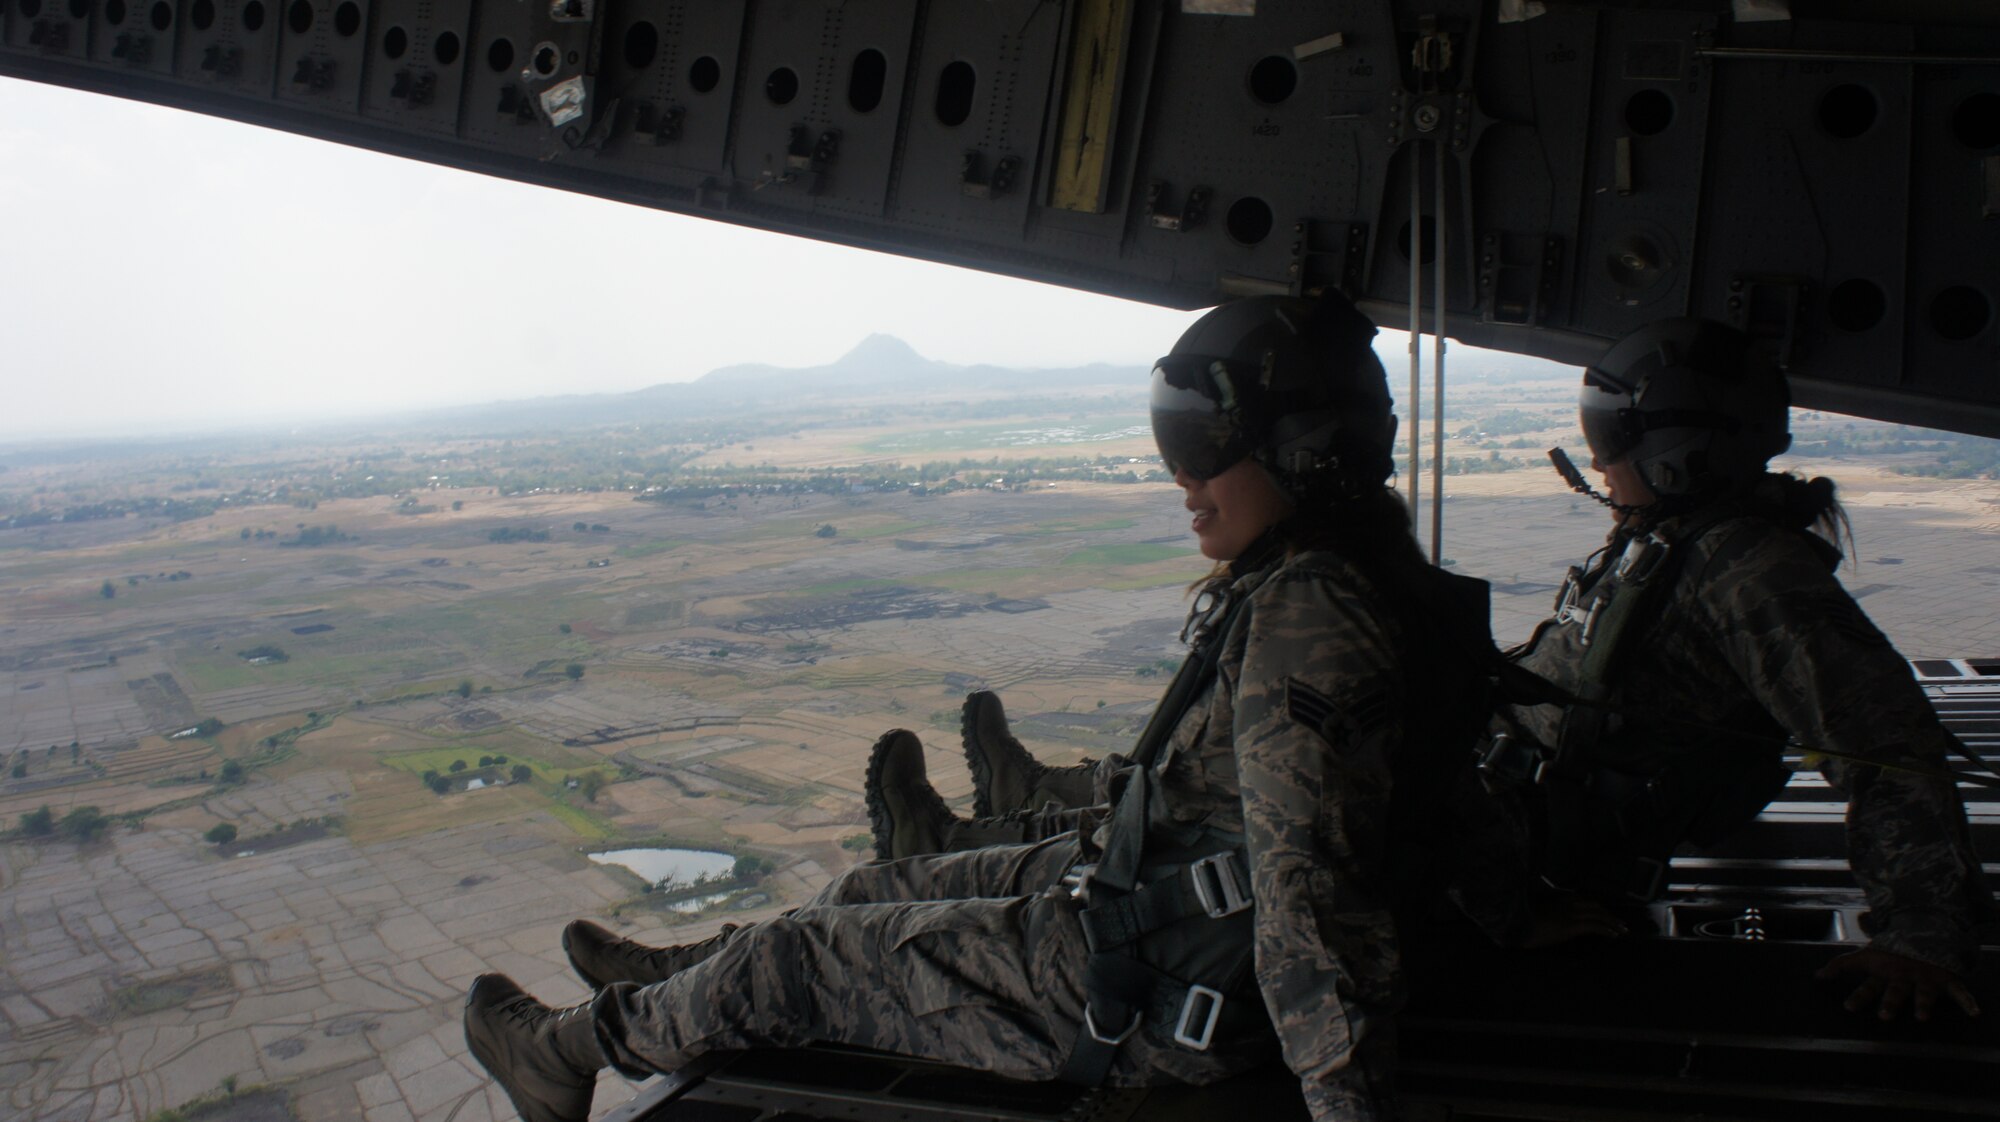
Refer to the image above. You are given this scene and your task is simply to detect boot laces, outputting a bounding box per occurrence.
[490,987,591,1041]
[620,924,736,976]
[493,991,560,1033]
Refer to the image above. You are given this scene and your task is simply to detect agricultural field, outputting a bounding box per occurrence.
[2,375,1997,1122]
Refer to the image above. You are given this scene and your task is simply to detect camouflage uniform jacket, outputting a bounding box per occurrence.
[1502,501,1992,975]
[1091,546,1471,1121]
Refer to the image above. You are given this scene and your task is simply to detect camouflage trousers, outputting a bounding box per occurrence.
[590,833,1265,1086]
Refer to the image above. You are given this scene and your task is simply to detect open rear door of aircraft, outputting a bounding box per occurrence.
[4,1,1998,434]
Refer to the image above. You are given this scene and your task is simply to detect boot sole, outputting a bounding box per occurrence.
[863,729,910,859]
[960,692,998,820]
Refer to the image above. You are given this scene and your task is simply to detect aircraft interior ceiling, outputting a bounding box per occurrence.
[2,0,1996,435]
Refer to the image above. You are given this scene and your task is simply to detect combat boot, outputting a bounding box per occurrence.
[463,974,599,1122]
[865,729,959,859]
[961,690,1048,818]
[562,919,740,990]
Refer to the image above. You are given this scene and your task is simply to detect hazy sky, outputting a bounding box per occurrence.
[0,76,1553,441]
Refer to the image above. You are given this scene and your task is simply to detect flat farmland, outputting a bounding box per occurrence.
[2,383,1996,1122]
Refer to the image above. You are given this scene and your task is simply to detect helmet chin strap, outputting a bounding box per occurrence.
[1548,448,1647,518]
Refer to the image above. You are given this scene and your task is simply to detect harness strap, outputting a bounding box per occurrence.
[1056,951,1265,1085]
[1543,508,1741,893]
[1078,850,1253,953]
[1058,543,1293,1085]
[1091,763,1153,896]
[1095,582,1258,898]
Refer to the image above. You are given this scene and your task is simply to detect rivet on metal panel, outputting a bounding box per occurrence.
[291,56,335,90]
[200,45,243,78]
[960,152,1022,199]
[1145,182,1210,231]
[655,106,684,145]
[390,71,436,107]
[630,102,684,147]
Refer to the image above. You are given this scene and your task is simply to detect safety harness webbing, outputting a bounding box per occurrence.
[1538,507,1740,895]
[1056,547,1267,1086]
[1057,538,1501,1086]
[1496,509,2000,900]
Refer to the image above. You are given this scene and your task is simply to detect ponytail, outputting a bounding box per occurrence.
[1756,471,1852,561]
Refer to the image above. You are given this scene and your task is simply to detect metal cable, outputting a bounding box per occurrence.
[1430,137,1447,566]
[1406,143,1423,523]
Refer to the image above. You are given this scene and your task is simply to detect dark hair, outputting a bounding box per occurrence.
[1186,485,1425,611]
[1278,487,1425,568]
[1754,471,1852,560]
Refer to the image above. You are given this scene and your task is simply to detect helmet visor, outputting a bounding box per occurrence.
[1151,355,1260,480]
[1579,368,1644,465]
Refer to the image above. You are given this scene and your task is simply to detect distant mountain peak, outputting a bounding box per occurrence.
[833,334,929,369]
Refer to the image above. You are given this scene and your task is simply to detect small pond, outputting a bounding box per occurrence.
[589,847,743,913]
[588,846,730,883]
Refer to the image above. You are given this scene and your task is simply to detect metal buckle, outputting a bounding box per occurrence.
[1553,565,1584,620]
[1189,853,1252,918]
[1173,985,1224,1051]
[1616,533,1672,583]
[1477,734,1553,787]
[1577,595,1607,647]
[1083,1003,1141,1046]
[1063,863,1098,902]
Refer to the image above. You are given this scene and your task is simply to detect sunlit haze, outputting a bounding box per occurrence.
[0,77,1567,443]
[1,78,1215,440]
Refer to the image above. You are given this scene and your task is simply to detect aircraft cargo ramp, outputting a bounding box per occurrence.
[605,663,2000,1122]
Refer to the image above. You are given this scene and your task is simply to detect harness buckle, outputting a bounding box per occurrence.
[1063,863,1098,902]
[1478,733,1552,787]
[1616,533,1672,584]
[1553,566,1586,623]
[1173,985,1225,1051]
[1578,595,1607,646]
[1189,853,1252,918]
[1083,1003,1141,1046]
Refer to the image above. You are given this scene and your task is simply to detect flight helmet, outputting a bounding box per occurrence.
[1150,291,1394,504]
[1580,318,1792,498]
